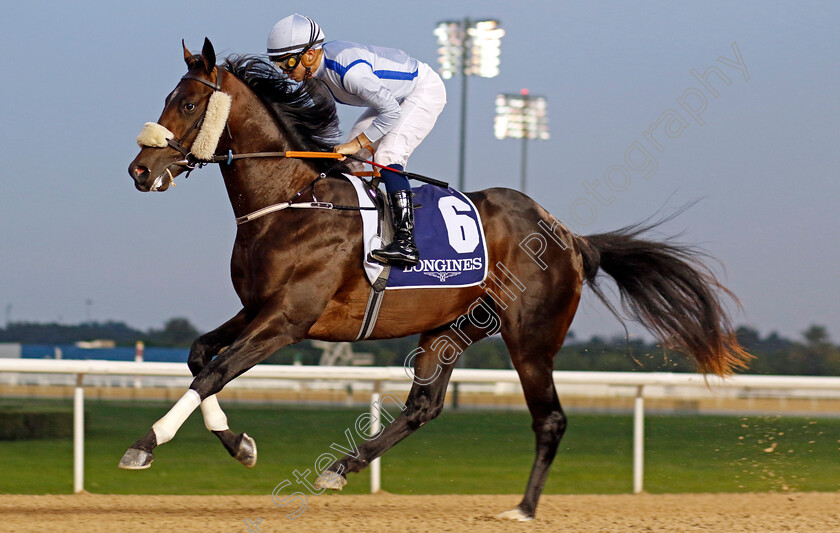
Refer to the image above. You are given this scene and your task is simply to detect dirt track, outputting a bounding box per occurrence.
[2,492,839,532]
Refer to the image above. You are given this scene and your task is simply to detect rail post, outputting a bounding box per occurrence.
[370,380,382,493]
[633,385,645,494]
[73,373,85,493]
[134,341,144,388]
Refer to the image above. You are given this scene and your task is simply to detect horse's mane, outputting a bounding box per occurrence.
[223,55,346,168]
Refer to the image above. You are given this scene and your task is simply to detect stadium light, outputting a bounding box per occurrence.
[495,89,549,193]
[434,18,504,191]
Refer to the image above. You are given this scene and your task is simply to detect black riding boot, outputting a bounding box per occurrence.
[370,190,420,266]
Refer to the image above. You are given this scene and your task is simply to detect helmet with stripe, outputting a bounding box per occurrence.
[266,14,325,59]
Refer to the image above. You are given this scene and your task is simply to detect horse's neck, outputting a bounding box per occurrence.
[217,76,319,218]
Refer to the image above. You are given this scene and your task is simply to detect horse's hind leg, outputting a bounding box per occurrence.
[497,317,575,521]
[499,355,565,521]
[316,319,493,490]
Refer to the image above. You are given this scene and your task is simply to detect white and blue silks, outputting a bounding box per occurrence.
[310,41,446,170]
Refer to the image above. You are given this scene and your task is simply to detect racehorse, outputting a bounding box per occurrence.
[124,39,751,521]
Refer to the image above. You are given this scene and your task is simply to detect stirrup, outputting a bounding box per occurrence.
[369,248,419,266]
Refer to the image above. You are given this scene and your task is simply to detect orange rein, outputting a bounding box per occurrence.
[253,151,379,177]
[283,151,344,159]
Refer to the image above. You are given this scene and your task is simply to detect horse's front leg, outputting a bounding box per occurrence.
[118,302,311,470]
[186,309,259,467]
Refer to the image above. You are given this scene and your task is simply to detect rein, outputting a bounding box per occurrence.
[207,150,450,188]
[215,151,449,225]
[209,150,344,165]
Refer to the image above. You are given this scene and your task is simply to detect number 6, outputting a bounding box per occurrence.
[438,197,480,253]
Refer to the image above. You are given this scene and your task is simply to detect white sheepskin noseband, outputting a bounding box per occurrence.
[136,122,174,148]
[135,90,231,160]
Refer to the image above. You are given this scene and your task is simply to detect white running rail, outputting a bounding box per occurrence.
[1,358,839,494]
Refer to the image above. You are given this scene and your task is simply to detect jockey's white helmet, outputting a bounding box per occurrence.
[266,14,325,58]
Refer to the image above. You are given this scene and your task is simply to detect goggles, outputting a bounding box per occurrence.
[271,53,303,73]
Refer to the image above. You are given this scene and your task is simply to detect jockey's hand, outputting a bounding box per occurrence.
[332,142,355,159]
[333,134,371,159]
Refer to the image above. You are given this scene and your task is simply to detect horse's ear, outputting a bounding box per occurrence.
[182,39,192,66]
[201,37,216,73]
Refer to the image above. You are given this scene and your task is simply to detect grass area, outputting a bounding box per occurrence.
[0,399,838,495]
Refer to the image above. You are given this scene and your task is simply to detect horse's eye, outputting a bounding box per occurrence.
[182,102,197,113]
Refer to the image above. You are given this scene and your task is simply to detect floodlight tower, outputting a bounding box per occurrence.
[434,18,504,191]
[494,89,549,193]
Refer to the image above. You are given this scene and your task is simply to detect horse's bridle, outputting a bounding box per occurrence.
[164,68,227,175]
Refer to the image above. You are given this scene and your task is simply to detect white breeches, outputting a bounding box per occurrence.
[346,62,447,171]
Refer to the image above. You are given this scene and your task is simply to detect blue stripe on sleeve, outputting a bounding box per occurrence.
[373,69,418,81]
[324,58,418,87]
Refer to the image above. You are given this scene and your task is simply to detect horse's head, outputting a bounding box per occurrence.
[129,38,231,192]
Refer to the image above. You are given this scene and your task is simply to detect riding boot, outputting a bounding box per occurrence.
[370,190,420,266]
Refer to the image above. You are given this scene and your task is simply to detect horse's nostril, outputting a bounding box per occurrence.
[128,163,153,191]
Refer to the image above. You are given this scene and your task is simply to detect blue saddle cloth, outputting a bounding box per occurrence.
[386,184,488,289]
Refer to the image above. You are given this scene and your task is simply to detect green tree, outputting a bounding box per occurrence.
[790,325,840,376]
[147,318,200,347]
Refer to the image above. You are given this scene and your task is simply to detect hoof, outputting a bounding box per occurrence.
[234,433,257,468]
[497,508,533,522]
[314,470,347,491]
[118,448,154,470]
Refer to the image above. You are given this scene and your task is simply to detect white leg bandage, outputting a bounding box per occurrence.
[152,389,201,445]
[200,394,230,432]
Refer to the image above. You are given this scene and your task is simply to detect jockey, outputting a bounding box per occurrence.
[267,14,447,267]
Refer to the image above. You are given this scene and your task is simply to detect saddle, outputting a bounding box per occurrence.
[345,174,488,340]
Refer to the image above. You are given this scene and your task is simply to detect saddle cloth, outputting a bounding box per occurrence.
[345,174,488,290]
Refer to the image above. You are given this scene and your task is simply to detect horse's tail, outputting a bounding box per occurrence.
[576,220,752,376]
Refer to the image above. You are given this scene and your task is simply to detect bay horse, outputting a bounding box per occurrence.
[124,38,750,521]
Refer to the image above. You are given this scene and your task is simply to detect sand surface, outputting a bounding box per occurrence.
[2,492,840,532]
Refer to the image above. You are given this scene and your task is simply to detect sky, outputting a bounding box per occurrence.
[0,1,838,344]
